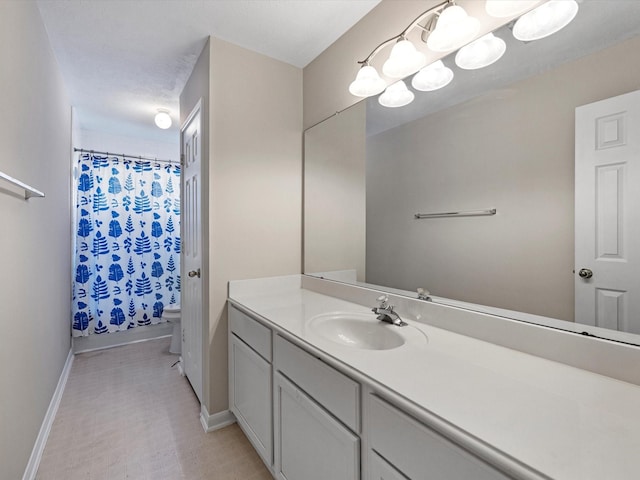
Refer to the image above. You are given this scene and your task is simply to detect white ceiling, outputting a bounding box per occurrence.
[36,0,381,143]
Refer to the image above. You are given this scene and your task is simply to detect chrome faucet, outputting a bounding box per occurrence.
[372,295,407,327]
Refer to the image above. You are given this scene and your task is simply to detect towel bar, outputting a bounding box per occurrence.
[0,171,45,199]
[414,208,496,219]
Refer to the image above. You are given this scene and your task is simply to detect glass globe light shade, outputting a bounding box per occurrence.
[485,0,539,18]
[378,80,415,108]
[154,111,172,129]
[348,65,387,97]
[426,5,480,52]
[455,33,506,70]
[411,60,454,92]
[382,39,427,79]
[513,0,579,41]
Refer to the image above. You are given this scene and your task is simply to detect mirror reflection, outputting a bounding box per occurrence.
[304,1,640,345]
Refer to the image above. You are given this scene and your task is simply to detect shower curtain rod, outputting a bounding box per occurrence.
[73,148,180,165]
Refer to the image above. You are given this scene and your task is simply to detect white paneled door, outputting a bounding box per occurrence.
[181,100,203,401]
[575,90,640,333]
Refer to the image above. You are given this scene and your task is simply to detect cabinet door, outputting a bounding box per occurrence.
[369,451,409,480]
[230,335,272,466]
[274,373,359,480]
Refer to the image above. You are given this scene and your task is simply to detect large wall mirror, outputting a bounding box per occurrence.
[304,1,640,345]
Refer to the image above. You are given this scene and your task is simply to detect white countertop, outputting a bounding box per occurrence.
[229,277,640,480]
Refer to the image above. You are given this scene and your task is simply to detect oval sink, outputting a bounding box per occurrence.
[308,312,406,350]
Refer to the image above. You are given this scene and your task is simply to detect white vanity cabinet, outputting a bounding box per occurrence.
[228,303,515,480]
[227,276,640,480]
[228,306,273,468]
[366,394,510,480]
[273,335,360,480]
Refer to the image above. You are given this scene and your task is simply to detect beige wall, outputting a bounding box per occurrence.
[0,2,71,478]
[208,37,302,413]
[366,35,640,321]
[181,38,302,415]
[304,101,366,280]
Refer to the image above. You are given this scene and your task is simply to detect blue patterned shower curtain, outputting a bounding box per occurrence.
[72,153,181,337]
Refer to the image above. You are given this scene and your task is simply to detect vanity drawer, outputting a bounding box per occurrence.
[274,334,360,432]
[229,305,272,361]
[368,394,510,480]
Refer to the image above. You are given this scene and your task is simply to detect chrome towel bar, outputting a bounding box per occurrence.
[0,171,45,199]
[414,208,496,219]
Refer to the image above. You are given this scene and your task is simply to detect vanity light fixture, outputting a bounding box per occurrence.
[455,32,506,70]
[348,0,454,101]
[411,60,454,91]
[349,0,580,108]
[512,0,579,41]
[378,80,415,108]
[154,109,172,129]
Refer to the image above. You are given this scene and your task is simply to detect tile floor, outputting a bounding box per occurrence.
[36,337,272,480]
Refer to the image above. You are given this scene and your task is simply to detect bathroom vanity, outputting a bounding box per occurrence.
[228,275,640,480]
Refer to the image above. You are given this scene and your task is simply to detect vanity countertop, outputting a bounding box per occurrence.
[228,276,640,480]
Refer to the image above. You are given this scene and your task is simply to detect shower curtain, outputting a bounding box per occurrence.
[72,153,181,336]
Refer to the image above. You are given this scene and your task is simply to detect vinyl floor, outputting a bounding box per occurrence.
[36,337,272,480]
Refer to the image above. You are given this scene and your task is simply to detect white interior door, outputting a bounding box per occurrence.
[575,89,640,333]
[181,100,203,401]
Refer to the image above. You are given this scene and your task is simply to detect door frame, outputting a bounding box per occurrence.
[575,89,640,343]
[180,98,205,404]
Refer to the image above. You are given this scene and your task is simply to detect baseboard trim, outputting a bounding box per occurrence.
[177,356,185,376]
[73,322,174,354]
[22,348,74,480]
[199,405,236,433]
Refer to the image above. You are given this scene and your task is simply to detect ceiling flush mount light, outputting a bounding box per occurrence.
[379,81,414,108]
[485,0,539,18]
[412,60,453,91]
[382,38,427,79]
[426,4,480,52]
[513,0,579,41]
[349,64,387,97]
[455,33,506,70]
[154,109,172,129]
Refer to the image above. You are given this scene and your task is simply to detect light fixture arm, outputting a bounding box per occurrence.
[400,0,452,37]
[357,34,402,66]
[357,0,451,66]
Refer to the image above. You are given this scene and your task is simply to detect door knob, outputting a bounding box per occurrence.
[188,268,201,278]
[578,268,593,279]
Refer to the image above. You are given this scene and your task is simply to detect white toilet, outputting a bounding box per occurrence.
[162,304,181,354]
